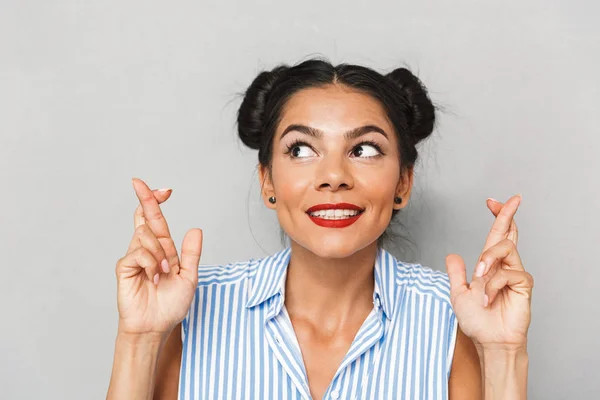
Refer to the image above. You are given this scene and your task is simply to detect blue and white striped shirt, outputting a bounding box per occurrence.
[179,247,458,399]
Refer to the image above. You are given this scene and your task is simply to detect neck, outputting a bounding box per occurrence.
[284,241,378,327]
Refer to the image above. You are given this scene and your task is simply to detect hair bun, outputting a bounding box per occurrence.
[386,68,436,144]
[237,66,288,150]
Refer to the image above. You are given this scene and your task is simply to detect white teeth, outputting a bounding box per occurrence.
[309,209,362,219]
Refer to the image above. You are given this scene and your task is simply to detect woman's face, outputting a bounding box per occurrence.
[260,84,413,259]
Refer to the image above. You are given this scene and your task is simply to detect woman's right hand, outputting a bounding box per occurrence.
[115,178,202,338]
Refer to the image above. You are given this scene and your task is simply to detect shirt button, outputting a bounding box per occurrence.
[331,390,340,399]
[374,297,381,309]
[275,336,282,346]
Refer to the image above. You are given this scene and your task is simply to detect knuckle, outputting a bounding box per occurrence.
[137,189,154,202]
[485,278,498,291]
[481,247,496,262]
[489,269,506,285]
[168,253,180,267]
[135,228,167,258]
[150,237,167,255]
[131,247,144,258]
[153,243,166,256]
[127,239,140,253]
[137,225,159,242]
[169,235,177,246]
[525,272,534,287]
[152,247,167,263]
[490,225,504,235]
[491,268,506,282]
[135,224,149,236]
[145,208,164,221]
[134,246,152,261]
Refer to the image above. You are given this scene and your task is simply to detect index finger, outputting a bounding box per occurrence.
[481,194,522,253]
[134,188,173,229]
[131,178,172,240]
[486,199,519,247]
[480,239,525,273]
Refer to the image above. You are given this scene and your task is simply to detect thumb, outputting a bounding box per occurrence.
[179,228,202,284]
[446,254,468,298]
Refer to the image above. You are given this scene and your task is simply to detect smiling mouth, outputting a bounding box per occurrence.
[305,203,365,228]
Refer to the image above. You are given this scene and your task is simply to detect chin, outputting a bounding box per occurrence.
[295,233,376,260]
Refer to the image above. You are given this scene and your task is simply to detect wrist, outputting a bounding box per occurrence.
[476,344,529,400]
[475,342,527,354]
[476,342,528,358]
[116,329,170,347]
[108,331,166,400]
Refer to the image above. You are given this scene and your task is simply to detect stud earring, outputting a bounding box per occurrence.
[268,196,276,204]
[394,196,402,204]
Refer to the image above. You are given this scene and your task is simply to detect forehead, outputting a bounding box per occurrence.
[277,84,392,136]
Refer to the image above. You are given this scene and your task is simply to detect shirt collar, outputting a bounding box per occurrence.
[246,247,292,309]
[373,246,399,320]
[245,246,398,321]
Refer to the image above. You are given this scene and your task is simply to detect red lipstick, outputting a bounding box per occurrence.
[306,203,364,228]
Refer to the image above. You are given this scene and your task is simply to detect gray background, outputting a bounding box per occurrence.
[1,0,598,399]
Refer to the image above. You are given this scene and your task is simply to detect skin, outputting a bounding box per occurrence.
[258,85,413,398]
[108,84,533,400]
[257,84,482,399]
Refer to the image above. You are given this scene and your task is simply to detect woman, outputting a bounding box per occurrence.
[107,59,533,399]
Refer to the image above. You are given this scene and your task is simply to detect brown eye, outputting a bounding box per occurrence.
[289,144,316,158]
[352,144,380,158]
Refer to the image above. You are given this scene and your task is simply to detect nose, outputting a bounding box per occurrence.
[314,153,354,192]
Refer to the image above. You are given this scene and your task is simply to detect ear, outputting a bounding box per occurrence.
[258,164,276,209]
[394,166,414,210]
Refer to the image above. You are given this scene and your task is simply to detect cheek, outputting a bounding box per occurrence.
[355,161,400,199]
[271,160,313,203]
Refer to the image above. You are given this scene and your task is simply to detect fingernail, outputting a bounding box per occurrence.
[483,294,489,307]
[161,259,170,273]
[153,273,160,285]
[487,197,499,203]
[475,261,486,277]
[158,188,172,193]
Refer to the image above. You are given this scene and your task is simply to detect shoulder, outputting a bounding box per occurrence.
[393,257,460,377]
[194,256,261,287]
[393,257,453,307]
[181,253,267,340]
[384,252,459,376]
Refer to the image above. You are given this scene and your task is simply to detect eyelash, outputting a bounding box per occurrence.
[284,139,385,158]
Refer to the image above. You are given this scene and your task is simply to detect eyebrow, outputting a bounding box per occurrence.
[280,124,389,141]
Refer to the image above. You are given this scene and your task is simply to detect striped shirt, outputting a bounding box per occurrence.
[178,247,458,399]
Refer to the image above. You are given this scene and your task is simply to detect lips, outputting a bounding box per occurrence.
[306,202,365,228]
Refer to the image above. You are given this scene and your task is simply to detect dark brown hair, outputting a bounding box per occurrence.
[237,58,436,249]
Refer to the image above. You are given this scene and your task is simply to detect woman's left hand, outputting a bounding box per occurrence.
[446,195,534,350]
